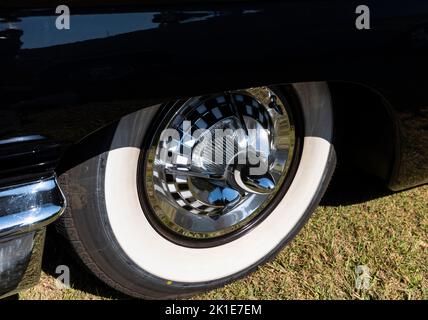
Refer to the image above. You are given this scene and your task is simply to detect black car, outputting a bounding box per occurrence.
[0,1,427,299]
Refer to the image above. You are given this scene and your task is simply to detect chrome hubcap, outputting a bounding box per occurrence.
[144,87,296,240]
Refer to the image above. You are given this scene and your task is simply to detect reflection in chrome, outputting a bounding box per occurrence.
[0,178,66,238]
[145,87,295,239]
[0,177,66,297]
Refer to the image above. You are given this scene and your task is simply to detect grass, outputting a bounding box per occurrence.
[18,171,427,300]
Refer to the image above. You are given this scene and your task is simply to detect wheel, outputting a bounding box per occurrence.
[58,82,336,299]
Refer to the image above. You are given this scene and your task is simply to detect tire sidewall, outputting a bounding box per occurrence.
[64,82,335,298]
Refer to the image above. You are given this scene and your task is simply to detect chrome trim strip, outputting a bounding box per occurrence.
[0,135,46,146]
[0,178,66,238]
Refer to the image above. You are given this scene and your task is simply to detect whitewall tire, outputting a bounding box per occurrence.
[58,82,336,298]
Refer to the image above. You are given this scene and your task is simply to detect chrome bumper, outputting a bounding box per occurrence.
[0,177,65,298]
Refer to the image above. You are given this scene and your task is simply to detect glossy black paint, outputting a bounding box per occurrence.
[0,1,427,190]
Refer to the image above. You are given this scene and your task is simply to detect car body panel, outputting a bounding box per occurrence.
[1,1,427,190]
[0,0,427,297]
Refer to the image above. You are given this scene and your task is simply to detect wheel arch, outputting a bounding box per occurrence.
[328,81,399,188]
[56,81,400,197]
